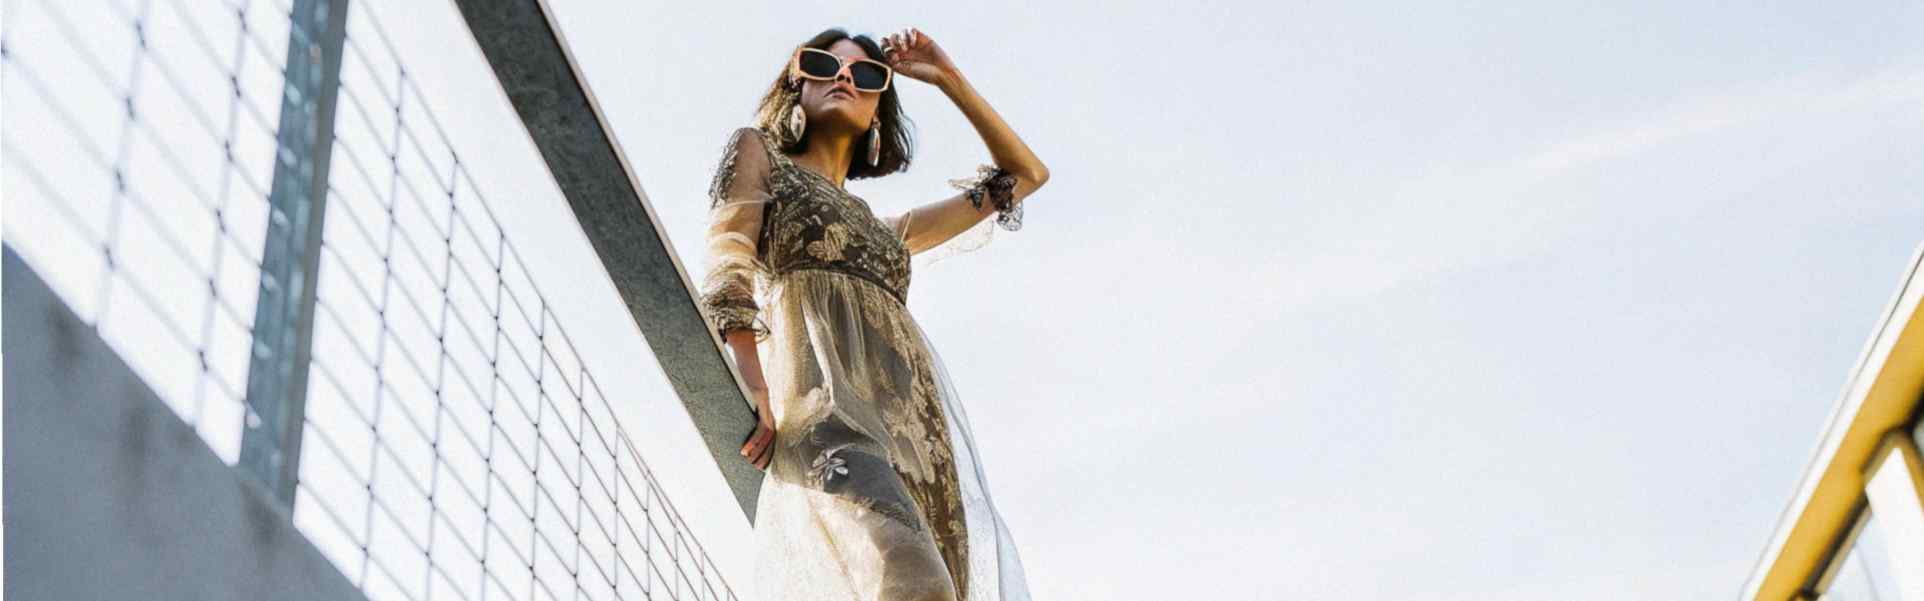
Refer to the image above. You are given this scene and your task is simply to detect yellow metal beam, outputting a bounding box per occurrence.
[1863,432,1924,599]
[1743,243,1924,601]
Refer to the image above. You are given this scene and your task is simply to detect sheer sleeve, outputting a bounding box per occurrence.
[698,127,775,342]
[902,164,1023,269]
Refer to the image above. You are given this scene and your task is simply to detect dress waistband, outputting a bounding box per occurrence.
[775,266,909,308]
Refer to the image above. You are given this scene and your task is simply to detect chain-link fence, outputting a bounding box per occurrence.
[1,2,740,600]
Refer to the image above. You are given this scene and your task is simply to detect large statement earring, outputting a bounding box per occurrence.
[784,90,806,145]
[866,120,881,167]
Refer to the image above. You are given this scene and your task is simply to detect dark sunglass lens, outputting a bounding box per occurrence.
[849,63,889,90]
[798,52,840,78]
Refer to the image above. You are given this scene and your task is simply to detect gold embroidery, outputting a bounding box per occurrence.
[752,128,913,304]
[806,222,852,262]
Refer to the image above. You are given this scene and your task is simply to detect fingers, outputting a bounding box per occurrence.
[740,435,761,469]
[754,432,774,470]
[740,389,775,470]
[752,426,774,470]
[740,422,775,471]
[739,423,762,458]
[881,28,925,54]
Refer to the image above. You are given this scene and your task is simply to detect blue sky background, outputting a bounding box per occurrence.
[548,1,1923,599]
[5,1,1920,599]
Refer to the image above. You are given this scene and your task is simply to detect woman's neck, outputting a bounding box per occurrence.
[789,127,859,189]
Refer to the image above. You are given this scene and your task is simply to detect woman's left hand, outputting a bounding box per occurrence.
[880,27,958,89]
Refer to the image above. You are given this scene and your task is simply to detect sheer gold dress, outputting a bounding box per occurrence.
[698,127,1032,601]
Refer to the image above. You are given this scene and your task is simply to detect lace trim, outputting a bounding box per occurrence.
[913,164,1025,269]
[698,277,771,341]
[948,164,1022,232]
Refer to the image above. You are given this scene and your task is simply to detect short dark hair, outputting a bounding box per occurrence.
[753,28,914,179]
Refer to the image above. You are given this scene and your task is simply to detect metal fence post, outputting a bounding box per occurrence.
[239,0,350,507]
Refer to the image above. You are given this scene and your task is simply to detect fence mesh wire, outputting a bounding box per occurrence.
[0,2,740,600]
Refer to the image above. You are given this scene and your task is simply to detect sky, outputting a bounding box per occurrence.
[4,1,1922,600]
[530,2,1919,599]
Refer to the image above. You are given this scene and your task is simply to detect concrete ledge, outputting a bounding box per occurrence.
[448,0,762,521]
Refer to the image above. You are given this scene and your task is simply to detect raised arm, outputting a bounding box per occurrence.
[879,28,1050,255]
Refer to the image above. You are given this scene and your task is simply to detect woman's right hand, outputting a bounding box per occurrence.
[740,386,776,470]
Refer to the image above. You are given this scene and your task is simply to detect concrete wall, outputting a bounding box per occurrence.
[3,246,368,601]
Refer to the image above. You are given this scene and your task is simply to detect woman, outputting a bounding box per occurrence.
[698,26,1049,601]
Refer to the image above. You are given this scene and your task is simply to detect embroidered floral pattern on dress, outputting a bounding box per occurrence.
[811,446,850,485]
[805,222,853,262]
[758,130,914,305]
[699,126,1008,601]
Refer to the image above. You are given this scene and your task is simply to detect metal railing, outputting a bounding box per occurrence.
[0,2,739,600]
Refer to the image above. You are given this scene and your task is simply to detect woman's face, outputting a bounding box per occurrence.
[794,39,881,133]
